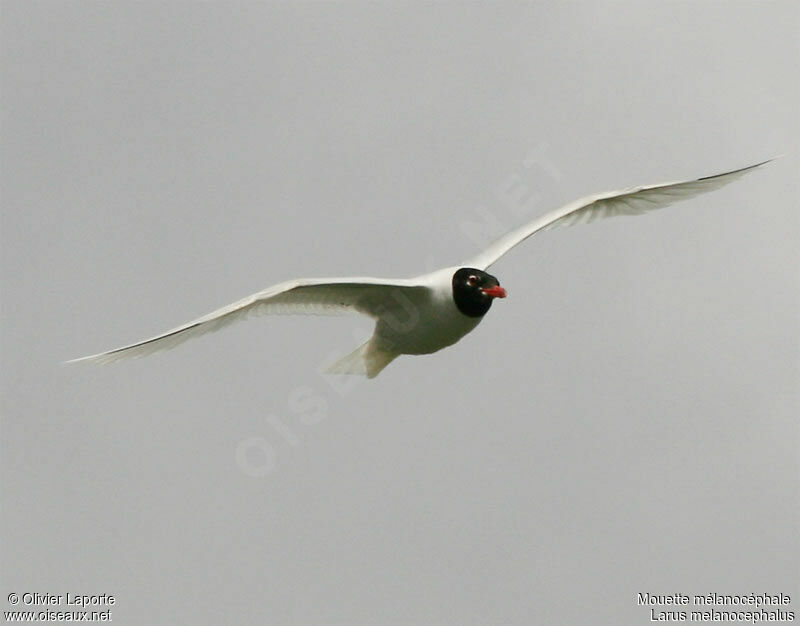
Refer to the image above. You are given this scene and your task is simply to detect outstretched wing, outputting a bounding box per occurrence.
[464,159,774,270]
[67,277,428,364]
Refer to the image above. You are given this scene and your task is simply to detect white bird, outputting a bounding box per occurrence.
[68,160,772,378]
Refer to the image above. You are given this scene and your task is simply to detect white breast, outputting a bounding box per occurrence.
[373,267,483,356]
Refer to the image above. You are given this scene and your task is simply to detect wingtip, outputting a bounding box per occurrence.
[62,355,94,365]
[697,157,779,181]
[752,155,782,167]
[63,352,115,365]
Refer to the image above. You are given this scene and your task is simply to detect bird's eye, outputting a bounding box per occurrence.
[468,275,479,286]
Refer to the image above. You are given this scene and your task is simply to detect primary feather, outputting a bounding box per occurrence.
[464,159,774,270]
[67,278,426,364]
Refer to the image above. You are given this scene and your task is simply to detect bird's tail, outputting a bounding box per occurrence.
[325,339,398,379]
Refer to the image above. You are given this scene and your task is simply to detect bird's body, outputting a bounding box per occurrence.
[374,267,486,354]
[69,159,773,378]
[342,267,486,376]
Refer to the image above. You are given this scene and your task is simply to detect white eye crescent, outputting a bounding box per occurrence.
[468,275,479,286]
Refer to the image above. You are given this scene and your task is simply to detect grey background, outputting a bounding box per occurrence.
[2,2,798,624]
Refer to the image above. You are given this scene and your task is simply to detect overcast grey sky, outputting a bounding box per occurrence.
[2,2,798,624]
